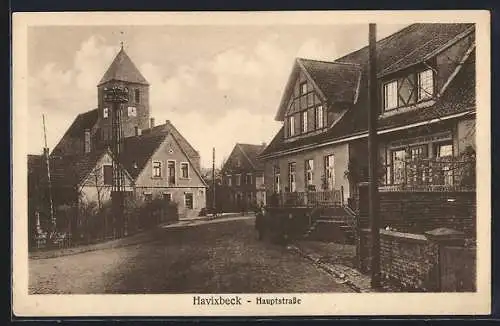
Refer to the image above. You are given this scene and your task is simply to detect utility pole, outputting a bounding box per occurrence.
[42,114,55,236]
[368,23,381,289]
[104,85,129,238]
[212,147,216,215]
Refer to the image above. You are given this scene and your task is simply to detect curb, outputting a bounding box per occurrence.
[287,244,368,293]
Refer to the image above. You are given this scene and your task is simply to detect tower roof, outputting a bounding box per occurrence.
[98,47,149,86]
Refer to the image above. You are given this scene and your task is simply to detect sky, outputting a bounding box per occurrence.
[27,23,408,168]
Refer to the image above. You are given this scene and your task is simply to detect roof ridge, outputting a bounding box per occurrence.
[298,57,362,68]
[334,23,416,63]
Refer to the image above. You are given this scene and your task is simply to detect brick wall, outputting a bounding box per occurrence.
[357,185,476,237]
[360,229,476,292]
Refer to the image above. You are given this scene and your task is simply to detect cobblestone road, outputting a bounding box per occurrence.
[29,217,353,294]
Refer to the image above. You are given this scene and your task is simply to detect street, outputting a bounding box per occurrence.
[29,216,353,294]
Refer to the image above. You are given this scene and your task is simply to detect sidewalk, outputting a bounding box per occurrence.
[29,214,255,260]
[29,226,166,260]
[288,240,373,293]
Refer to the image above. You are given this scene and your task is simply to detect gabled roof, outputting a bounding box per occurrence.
[378,50,476,130]
[237,143,266,170]
[142,120,200,159]
[275,59,361,121]
[260,23,475,158]
[299,59,361,104]
[51,108,99,157]
[98,47,149,86]
[121,130,169,179]
[222,143,266,173]
[50,148,111,187]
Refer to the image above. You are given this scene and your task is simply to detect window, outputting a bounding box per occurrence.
[236,174,241,186]
[436,143,453,158]
[152,161,162,178]
[103,107,109,119]
[289,115,295,136]
[301,111,308,133]
[103,165,113,185]
[384,80,398,110]
[144,193,153,201]
[418,69,434,101]
[227,175,232,186]
[324,155,335,190]
[435,142,454,186]
[184,193,193,209]
[383,69,434,111]
[391,149,406,184]
[134,89,140,104]
[167,161,176,184]
[180,162,189,179]
[245,173,252,185]
[288,162,296,192]
[305,159,314,186]
[274,166,280,193]
[163,193,172,202]
[315,105,324,129]
[128,106,137,117]
[300,82,307,95]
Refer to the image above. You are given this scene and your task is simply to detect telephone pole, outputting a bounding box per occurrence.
[212,147,216,214]
[368,23,381,289]
[42,114,55,235]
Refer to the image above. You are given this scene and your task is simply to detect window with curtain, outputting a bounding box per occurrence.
[324,155,335,190]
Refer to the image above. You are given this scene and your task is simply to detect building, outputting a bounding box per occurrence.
[30,45,207,225]
[259,23,476,207]
[220,143,266,211]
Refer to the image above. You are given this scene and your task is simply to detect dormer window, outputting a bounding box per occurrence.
[301,111,308,133]
[383,80,398,110]
[383,68,435,111]
[418,69,434,101]
[288,115,295,136]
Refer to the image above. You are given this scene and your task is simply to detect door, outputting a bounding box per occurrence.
[325,155,335,190]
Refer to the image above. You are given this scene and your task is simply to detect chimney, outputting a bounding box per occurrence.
[150,117,155,128]
[165,119,170,125]
[84,129,91,153]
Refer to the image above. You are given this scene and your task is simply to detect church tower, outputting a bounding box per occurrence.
[96,45,150,143]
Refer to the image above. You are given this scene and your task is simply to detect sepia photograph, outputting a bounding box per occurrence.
[12,11,490,316]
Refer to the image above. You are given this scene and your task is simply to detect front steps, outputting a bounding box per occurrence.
[303,206,356,244]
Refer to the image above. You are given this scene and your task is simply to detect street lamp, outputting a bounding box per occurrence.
[103,86,129,238]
